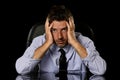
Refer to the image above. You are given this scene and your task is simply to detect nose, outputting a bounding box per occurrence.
[58,31,63,39]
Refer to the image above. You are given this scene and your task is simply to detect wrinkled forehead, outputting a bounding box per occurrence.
[52,20,67,28]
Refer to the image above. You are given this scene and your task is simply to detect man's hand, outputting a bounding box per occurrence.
[33,18,53,59]
[66,17,88,58]
[66,17,77,45]
[45,18,53,45]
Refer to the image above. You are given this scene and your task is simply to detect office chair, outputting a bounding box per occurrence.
[26,23,45,47]
[26,22,95,48]
[75,23,95,42]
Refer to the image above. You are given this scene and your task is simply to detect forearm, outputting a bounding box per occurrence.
[33,41,51,59]
[71,40,88,58]
[72,40,107,75]
[15,56,40,75]
[86,55,107,75]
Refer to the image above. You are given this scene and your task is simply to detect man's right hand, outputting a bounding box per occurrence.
[45,18,53,45]
[33,18,53,59]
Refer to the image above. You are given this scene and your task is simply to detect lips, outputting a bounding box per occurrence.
[57,40,64,44]
[57,41,64,44]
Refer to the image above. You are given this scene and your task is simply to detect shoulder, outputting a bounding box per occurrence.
[75,32,94,46]
[32,33,46,44]
[75,32,91,41]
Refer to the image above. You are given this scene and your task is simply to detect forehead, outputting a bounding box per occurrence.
[52,20,67,28]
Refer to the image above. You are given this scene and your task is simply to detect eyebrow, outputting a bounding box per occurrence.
[62,27,67,30]
[52,26,67,29]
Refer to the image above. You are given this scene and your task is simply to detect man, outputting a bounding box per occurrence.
[15,5,106,75]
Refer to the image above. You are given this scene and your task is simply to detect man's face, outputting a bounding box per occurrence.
[51,20,68,48]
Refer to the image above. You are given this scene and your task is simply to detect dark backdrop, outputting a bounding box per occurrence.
[2,0,118,80]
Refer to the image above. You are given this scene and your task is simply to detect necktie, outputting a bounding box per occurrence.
[59,49,67,73]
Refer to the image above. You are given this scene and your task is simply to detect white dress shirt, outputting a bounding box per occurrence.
[15,32,106,75]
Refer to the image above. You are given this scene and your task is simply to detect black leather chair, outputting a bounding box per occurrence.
[26,23,45,47]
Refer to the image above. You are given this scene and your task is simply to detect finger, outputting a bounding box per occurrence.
[71,17,74,25]
[69,17,75,30]
[66,21,70,30]
[49,22,53,30]
[45,18,49,28]
[68,17,73,30]
[69,17,72,28]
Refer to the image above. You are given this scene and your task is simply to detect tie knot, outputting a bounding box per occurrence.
[59,49,65,55]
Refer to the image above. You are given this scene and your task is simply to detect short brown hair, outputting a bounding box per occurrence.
[47,5,73,24]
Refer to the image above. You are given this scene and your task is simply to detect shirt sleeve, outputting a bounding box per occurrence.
[15,35,45,75]
[15,56,40,75]
[78,34,107,75]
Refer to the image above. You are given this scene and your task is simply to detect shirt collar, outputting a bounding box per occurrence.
[50,44,71,54]
[61,44,71,54]
[50,43,74,62]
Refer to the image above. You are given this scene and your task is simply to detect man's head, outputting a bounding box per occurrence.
[47,5,73,48]
[51,20,68,48]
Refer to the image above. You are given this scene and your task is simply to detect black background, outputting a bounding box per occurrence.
[2,0,118,80]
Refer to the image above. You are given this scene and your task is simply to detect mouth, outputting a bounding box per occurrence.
[55,39,66,45]
[57,41,64,44]
[55,40,67,47]
[56,40,65,44]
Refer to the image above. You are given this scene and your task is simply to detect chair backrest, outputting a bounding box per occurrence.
[26,23,45,47]
[26,23,95,48]
[75,23,95,42]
